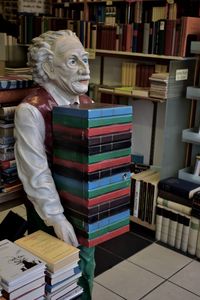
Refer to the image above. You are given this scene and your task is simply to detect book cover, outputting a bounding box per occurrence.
[0,239,45,288]
[2,277,45,300]
[158,177,200,199]
[178,16,200,57]
[187,216,200,255]
[15,230,80,273]
[0,75,33,90]
[53,103,132,119]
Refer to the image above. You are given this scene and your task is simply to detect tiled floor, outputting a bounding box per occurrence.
[1,205,200,300]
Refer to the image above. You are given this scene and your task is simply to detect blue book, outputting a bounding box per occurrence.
[158,177,200,199]
[53,103,132,119]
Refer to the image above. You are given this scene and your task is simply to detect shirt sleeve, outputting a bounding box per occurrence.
[14,103,64,221]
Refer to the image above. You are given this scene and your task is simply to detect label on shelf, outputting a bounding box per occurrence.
[175,69,188,81]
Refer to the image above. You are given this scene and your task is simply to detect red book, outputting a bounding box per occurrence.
[122,24,133,52]
[178,17,200,57]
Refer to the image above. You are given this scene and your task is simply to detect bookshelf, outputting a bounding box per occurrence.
[179,41,200,185]
[90,51,197,176]
[1,0,200,229]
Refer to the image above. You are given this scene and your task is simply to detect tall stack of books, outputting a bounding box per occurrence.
[149,72,169,100]
[0,75,34,194]
[0,239,46,299]
[52,103,132,247]
[155,177,200,254]
[15,230,83,300]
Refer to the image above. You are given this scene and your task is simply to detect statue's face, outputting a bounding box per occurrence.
[51,35,90,96]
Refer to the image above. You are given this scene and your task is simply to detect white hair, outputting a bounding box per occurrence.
[27,30,80,85]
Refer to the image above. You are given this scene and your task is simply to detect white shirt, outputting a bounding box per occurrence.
[14,85,80,222]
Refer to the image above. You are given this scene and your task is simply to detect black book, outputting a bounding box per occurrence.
[158,190,193,207]
[158,177,200,200]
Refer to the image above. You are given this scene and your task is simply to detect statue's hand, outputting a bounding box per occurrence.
[45,213,79,247]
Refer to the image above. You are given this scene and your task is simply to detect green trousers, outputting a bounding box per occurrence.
[25,204,95,300]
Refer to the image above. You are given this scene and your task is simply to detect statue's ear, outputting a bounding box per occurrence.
[42,61,55,80]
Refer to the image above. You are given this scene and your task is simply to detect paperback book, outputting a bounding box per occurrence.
[15,230,80,273]
[0,239,45,292]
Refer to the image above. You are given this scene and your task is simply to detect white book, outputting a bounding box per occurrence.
[46,264,80,286]
[2,277,45,300]
[46,281,78,300]
[46,272,81,294]
[58,285,83,300]
[0,239,45,292]
[16,283,45,300]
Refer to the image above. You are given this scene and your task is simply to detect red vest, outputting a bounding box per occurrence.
[23,86,93,162]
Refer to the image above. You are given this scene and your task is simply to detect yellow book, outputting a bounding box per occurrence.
[15,230,80,273]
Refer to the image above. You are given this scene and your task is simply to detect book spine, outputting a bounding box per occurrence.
[187,216,200,256]
[155,205,163,241]
[180,216,191,253]
[167,210,178,247]
[160,208,171,244]
[175,214,184,249]
[133,180,140,218]
[196,229,200,259]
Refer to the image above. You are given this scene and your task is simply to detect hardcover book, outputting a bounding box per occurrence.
[15,230,80,273]
[53,103,132,119]
[158,177,200,199]
[0,239,45,290]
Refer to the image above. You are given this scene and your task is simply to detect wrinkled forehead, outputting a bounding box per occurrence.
[54,35,86,57]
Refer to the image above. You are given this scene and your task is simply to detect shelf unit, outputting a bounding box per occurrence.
[179,46,200,184]
[89,50,197,178]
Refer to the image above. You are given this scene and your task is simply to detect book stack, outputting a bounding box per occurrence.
[0,239,46,300]
[149,73,169,100]
[52,102,132,247]
[0,75,34,194]
[0,105,19,193]
[155,177,200,254]
[15,230,83,300]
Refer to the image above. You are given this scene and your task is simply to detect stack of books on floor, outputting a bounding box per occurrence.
[155,177,200,256]
[52,102,132,247]
[0,239,46,300]
[15,230,83,300]
[149,72,169,100]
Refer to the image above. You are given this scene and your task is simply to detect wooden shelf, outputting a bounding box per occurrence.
[0,190,26,212]
[94,49,194,62]
[97,87,166,103]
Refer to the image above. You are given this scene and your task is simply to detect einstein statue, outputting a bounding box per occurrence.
[14,30,95,300]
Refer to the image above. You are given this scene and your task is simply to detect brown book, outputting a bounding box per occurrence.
[122,24,133,52]
[178,17,200,57]
[0,87,37,104]
[164,19,176,56]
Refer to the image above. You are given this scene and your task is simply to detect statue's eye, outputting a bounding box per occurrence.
[83,57,88,64]
[68,58,76,66]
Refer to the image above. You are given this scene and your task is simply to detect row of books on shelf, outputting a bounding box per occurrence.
[17,15,200,57]
[129,166,200,255]
[0,230,82,300]
[0,74,35,195]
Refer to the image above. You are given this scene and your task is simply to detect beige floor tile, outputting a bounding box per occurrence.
[92,282,124,300]
[169,260,200,296]
[95,260,164,300]
[128,243,192,279]
[142,281,200,300]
